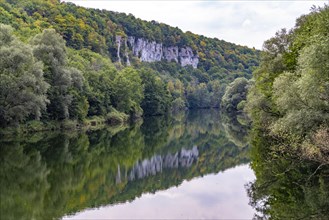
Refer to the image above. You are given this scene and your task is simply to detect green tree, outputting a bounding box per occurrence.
[221,77,249,113]
[31,29,85,120]
[31,29,73,120]
[112,68,143,116]
[140,68,171,116]
[270,35,329,163]
[246,5,329,163]
[0,24,49,126]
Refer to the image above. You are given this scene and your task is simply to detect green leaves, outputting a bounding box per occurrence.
[221,77,249,113]
[112,68,143,115]
[140,68,171,116]
[0,24,49,126]
[246,5,329,164]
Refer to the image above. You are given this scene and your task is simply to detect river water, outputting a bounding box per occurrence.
[0,109,256,219]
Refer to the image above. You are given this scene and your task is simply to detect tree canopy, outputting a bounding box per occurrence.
[246,5,329,164]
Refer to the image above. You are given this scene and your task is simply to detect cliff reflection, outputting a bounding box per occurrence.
[0,109,249,220]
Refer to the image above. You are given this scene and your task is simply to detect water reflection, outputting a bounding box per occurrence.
[66,165,255,220]
[246,129,329,219]
[127,146,199,182]
[0,109,251,220]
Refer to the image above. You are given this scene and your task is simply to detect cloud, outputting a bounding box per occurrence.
[242,19,251,28]
[64,0,326,49]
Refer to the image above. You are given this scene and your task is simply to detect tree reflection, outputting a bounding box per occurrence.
[246,129,329,219]
[0,110,250,220]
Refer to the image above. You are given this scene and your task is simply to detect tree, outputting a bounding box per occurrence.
[112,68,143,116]
[0,24,49,126]
[31,29,83,120]
[246,5,329,163]
[270,36,329,163]
[221,77,249,113]
[140,68,171,116]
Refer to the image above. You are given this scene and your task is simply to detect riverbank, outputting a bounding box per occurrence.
[0,111,131,135]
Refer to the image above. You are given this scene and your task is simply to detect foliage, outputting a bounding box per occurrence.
[106,107,129,124]
[246,9,329,218]
[246,5,329,164]
[221,77,250,113]
[112,68,143,116]
[139,68,171,116]
[31,29,82,120]
[0,24,49,126]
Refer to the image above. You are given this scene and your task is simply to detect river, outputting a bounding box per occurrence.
[0,109,256,219]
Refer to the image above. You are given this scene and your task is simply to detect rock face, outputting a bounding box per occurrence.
[120,35,199,68]
[163,46,179,63]
[179,47,199,69]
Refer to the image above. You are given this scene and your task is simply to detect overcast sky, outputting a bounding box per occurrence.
[64,0,327,49]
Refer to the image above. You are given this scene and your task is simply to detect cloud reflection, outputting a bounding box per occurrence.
[64,164,255,219]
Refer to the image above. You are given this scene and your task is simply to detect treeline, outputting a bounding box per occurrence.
[246,6,329,164]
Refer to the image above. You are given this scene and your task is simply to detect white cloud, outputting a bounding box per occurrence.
[63,0,326,49]
[242,19,251,28]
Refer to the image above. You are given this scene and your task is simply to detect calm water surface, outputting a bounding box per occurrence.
[0,110,255,219]
[64,165,255,219]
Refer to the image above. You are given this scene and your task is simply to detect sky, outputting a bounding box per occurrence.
[64,0,327,49]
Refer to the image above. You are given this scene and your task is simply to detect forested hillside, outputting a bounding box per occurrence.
[0,0,260,130]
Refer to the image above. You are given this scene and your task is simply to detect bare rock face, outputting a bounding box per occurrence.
[129,37,163,62]
[179,47,199,69]
[163,46,179,63]
[117,35,199,68]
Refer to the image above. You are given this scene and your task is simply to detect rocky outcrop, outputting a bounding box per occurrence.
[120,36,199,68]
[163,46,179,63]
[128,37,163,62]
[179,47,199,68]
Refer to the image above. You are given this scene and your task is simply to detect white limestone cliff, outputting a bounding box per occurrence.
[179,47,199,69]
[120,35,199,68]
[163,46,179,63]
